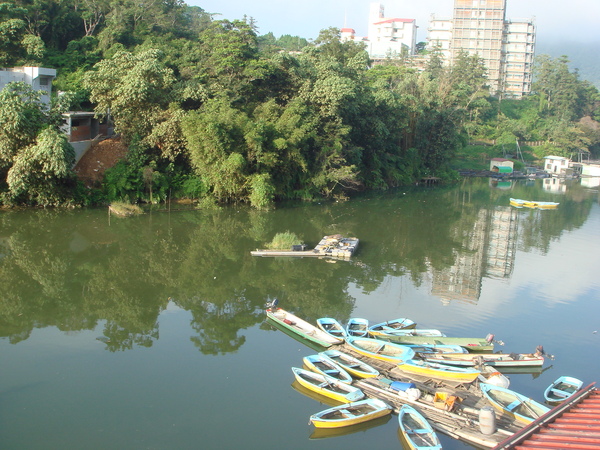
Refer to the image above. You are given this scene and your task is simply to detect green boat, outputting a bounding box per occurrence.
[378,334,494,352]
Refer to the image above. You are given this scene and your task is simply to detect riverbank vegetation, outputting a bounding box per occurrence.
[0,1,599,208]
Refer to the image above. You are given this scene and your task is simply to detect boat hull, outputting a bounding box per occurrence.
[398,404,442,450]
[480,383,550,424]
[346,318,369,337]
[424,352,544,367]
[399,359,480,383]
[309,398,392,428]
[316,318,347,339]
[345,337,415,364]
[544,376,583,403]
[376,335,494,352]
[266,308,342,347]
[303,354,353,384]
[320,349,379,379]
[292,367,364,403]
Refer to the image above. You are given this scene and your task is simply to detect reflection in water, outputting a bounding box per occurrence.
[0,178,597,354]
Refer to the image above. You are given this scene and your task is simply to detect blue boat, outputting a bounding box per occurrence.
[480,383,550,424]
[345,336,415,364]
[398,404,442,450]
[303,353,353,383]
[316,318,347,339]
[368,318,416,336]
[346,318,369,337]
[544,376,583,403]
[319,349,379,379]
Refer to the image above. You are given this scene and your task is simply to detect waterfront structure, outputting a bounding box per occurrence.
[341,3,417,60]
[427,0,535,98]
[0,66,56,105]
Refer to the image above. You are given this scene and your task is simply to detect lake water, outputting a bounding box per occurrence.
[1,177,599,449]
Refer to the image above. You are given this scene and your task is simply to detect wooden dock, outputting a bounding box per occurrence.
[334,343,526,448]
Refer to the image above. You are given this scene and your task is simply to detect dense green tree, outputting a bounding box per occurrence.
[83,48,175,141]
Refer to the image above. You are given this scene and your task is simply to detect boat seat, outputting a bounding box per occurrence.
[506,400,522,411]
[406,429,429,434]
[550,388,570,398]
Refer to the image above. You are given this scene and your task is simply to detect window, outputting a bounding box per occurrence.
[39,77,49,86]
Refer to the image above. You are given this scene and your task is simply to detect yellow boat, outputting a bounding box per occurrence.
[291,367,364,403]
[510,198,559,210]
[398,359,480,383]
[309,398,392,428]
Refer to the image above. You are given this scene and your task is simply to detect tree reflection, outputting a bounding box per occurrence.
[0,179,595,353]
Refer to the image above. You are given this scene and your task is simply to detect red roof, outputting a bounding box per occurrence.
[493,383,600,450]
[340,28,355,33]
[374,18,415,24]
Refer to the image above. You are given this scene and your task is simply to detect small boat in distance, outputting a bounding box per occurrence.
[319,349,379,379]
[291,367,364,403]
[406,344,467,354]
[303,354,353,384]
[398,359,481,383]
[480,383,550,424]
[510,198,559,210]
[345,337,415,364]
[381,328,446,337]
[266,307,343,347]
[346,318,369,337]
[544,376,583,403]
[398,404,442,450]
[316,318,347,339]
[309,398,392,429]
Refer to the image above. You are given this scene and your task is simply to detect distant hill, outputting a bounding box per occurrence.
[536,40,600,88]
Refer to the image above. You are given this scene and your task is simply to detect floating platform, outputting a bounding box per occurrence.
[251,235,358,259]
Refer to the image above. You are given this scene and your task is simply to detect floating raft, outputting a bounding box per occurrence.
[251,235,358,259]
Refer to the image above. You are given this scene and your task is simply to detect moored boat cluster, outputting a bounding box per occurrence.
[266,303,583,448]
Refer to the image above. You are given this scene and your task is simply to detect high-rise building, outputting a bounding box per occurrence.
[427,0,535,98]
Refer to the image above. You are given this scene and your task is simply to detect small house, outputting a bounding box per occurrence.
[0,66,56,106]
[543,156,570,176]
[490,158,514,173]
[61,112,113,164]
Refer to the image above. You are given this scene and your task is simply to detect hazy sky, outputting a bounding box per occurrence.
[188,0,600,44]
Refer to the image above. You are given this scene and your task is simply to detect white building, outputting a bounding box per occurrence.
[341,3,417,60]
[543,156,570,176]
[426,0,535,98]
[0,66,56,105]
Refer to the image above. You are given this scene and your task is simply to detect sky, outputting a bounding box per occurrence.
[187,0,600,44]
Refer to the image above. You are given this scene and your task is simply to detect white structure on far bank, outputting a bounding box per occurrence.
[340,3,417,59]
[0,66,56,105]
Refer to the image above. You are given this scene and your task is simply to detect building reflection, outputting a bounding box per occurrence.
[431,207,518,305]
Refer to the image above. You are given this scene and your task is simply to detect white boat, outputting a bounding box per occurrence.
[424,351,544,367]
[266,307,343,347]
[544,376,583,403]
[345,336,415,364]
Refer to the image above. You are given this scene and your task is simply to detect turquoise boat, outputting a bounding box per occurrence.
[544,376,583,403]
[368,318,416,336]
[303,353,353,384]
[319,349,379,378]
[345,336,415,364]
[480,383,550,424]
[346,318,369,337]
[316,318,347,339]
[398,404,442,450]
